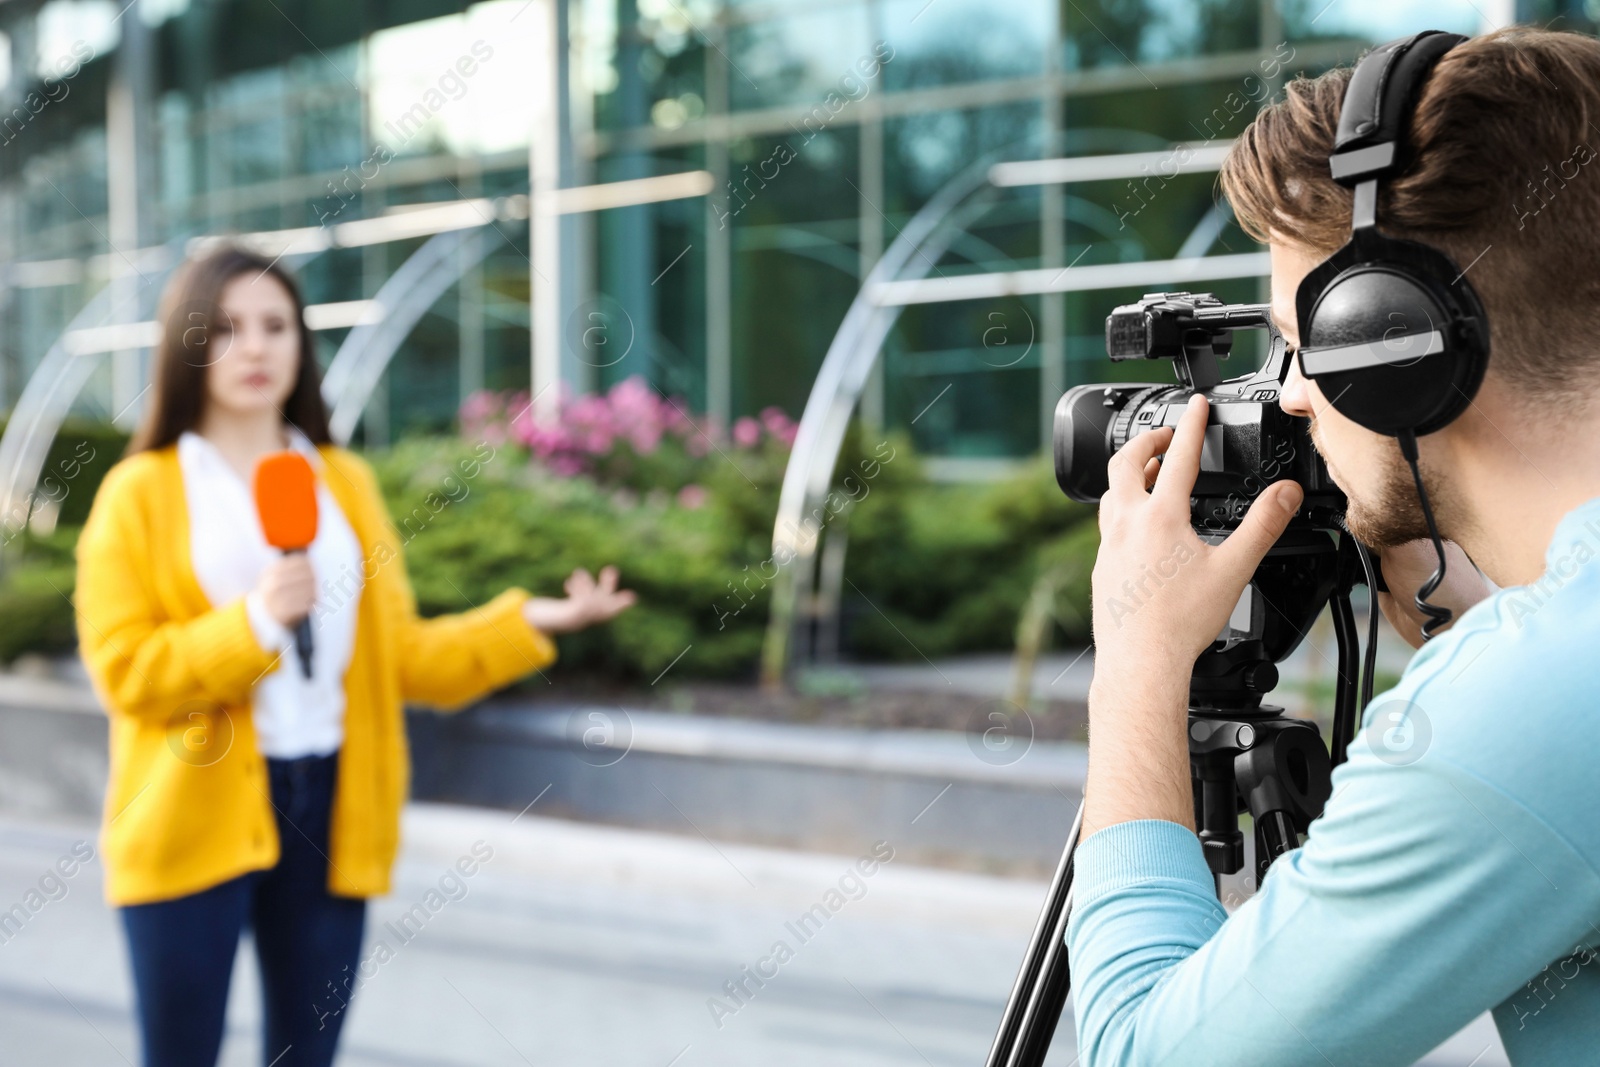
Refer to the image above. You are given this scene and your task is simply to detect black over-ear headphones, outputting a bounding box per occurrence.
[1295,30,1489,436]
[1294,30,1487,639]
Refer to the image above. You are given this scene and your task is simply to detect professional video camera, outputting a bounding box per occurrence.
[1053,291,1344,532]
[984,292,1382,1067]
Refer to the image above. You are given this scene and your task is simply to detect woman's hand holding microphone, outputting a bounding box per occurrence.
[256,553,318,629]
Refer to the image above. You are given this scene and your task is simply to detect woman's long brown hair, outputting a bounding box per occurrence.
[125,245,333,455]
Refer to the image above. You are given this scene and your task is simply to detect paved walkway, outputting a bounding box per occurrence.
[0,804,1506,1066]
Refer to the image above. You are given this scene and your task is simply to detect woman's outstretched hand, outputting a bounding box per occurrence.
[521,565,637,634]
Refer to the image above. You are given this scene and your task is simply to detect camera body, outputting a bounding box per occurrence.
[1054,291,1345,533]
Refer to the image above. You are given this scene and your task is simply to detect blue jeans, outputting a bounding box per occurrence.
[120,751,367,1067]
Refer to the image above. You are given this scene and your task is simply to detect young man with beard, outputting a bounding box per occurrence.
[1067,26,1600,1067]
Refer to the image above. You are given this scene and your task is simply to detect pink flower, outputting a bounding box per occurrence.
[759,406,798,450]
[505,389,532,417]
[677,484,708,509]
[732,417,761,448]
[462,378,760,479]
[660,399,693,434]
[603,376,677,455]
[564,394,616,456]
[608,376,656,421]
[508,403,537,448]
[549,454,587,477]
[459,389,502,426]
[627,421,663,455]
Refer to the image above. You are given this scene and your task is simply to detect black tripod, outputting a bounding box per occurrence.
[983,528,1378,1067]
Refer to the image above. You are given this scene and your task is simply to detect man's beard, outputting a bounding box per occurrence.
[1310,420,1454,549]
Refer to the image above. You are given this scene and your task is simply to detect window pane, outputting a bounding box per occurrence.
[728,128,861,417]
[1278,0,1481,44]
[1063,0,1258,70]
[727,6,872,111]
[879,0,1051,89]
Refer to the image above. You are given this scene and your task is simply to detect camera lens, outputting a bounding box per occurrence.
[1054,383,1183,503]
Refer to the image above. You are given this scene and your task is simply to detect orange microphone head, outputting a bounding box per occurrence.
[253,451,318,551]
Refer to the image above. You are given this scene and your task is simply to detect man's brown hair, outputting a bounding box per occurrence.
[1220,27,1600,410]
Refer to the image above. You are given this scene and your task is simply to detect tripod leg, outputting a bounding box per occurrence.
[984,800,1084,1067]
[1010,932,1073,1067]
[1254,809,1298,886]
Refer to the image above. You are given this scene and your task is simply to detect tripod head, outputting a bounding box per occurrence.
[1191,527,1342,714]
[1188,525,1381,885]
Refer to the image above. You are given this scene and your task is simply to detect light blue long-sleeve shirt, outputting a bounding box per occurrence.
[1066,496,1600,1067]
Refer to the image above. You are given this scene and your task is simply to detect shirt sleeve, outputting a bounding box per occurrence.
[1065,745,1600,1067]
[244,589,294,653]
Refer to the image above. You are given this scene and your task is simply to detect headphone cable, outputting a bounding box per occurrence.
[1396,430,1454,640]
[1352,537,1381,712]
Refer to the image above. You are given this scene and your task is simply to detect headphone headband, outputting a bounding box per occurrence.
[1329,31,1468,187]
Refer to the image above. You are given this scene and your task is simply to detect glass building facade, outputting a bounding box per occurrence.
[0,0,1571,466]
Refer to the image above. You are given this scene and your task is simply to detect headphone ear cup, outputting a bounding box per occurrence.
[1295,239,1489,437]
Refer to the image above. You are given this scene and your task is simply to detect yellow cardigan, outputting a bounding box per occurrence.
[74,441,557,906]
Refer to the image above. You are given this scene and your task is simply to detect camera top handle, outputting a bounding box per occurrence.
[1105,292,1274,390]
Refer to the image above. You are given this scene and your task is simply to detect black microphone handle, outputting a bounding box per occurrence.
[294,616,314,679]
[279,546,314,679]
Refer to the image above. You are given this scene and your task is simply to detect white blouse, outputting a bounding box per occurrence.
[177,427,365,759]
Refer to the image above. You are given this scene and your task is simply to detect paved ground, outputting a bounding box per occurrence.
[0,803,1507,1067]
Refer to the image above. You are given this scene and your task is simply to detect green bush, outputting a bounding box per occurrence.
[840,453,1096,661]
[0,525,84,662]
[0,418,130,664]
[0,418,131,532]
[370,429,1098,680]
[370,435,780,680]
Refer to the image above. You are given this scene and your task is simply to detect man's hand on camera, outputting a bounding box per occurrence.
[1373,539,1489,650]
[1082,394,1304,838]
[1091,394,1304,670]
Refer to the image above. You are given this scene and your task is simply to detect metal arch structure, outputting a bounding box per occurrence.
[760,141,1269,686]
[0,243,345,542]
[0,244,186,537]
[322,225,495,446]
[0,173,709,541]
[0,219,484,533]
[758,151,1005,685]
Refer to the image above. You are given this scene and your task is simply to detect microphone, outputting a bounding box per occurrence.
[253,451,319,679]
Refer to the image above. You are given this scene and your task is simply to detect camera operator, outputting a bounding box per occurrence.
[1067,27,1600,1066]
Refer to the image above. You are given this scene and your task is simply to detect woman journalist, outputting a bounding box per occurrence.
[73,245,634,1067]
